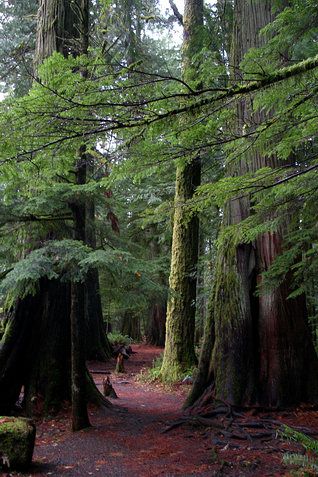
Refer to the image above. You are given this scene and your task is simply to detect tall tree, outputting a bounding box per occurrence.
[37,0,98,430]
[160,0,203,381]
[0,0,110,420]
[187,0,318,408]
[36,0,112,363]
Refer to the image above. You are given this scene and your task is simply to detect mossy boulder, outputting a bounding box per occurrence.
[0,416,36,470]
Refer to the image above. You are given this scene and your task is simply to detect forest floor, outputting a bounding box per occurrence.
[6,344,318,477]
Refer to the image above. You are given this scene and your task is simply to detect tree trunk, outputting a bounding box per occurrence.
[187,0,318,409]
[0,279,71,415]
[121,311,141,342]
[85,194,112,361]
[0,0,112,419]
[160,0,203,381]
[256,237,318,406]
[34,0,86,66]
[69,148,91,430]
[70,281,90,431]
[146,302,166,347]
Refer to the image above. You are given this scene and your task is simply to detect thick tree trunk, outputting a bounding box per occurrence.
[160,0,203,381]
[0,279,71,415]
[0,0,111,419]
[35,0,85,66]
[121,311,141,342]
[187,0,318,409]
[146,302,166,347]
[257,234,318,406]
[184,296,215,408]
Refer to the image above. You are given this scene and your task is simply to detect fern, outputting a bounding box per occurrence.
[283,453,318,473]
[280,425,318,474]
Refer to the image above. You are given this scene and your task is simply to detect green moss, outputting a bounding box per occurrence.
[0,417,36,470]
[0,319,14,344]
[211,226,251,404]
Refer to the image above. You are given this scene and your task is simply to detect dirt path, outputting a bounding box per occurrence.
[28,345,216,476]
[9,345,318,476]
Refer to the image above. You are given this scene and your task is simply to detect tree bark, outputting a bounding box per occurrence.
[70,282,90,431]
[187,0,318,409]
[146,303,166,347]
[85,191,113,361]
[121,311,141,342]
[34,0,86,66]
[0,279,71,415]
[69,147,91,430]
[160,0,203,381]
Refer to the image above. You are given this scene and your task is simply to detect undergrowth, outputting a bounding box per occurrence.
[107,332,133,347]
[280,425,318,476]
[137,353,197,384]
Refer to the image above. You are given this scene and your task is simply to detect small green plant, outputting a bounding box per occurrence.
[107,332,133,347]
[148,354,164,381]
[137,353,164,383]
[280,425,318,475]
[138,353,197,384]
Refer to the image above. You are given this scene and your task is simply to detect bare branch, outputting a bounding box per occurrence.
[169,0,183,26]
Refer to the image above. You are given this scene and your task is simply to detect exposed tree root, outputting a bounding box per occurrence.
[163,398,318,448]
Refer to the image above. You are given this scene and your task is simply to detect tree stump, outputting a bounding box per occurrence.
[102,377,118,398]
[0,417,36,470]
[115,353,125,373]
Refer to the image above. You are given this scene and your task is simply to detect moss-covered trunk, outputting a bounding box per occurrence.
[187,0,318,409]
[160,0,203,381]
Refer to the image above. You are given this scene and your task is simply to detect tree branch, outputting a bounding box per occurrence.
[169,0,183,26]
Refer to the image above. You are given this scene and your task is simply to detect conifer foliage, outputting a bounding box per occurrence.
[0,0,318,423]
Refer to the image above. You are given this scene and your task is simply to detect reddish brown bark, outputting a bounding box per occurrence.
[257,232,318,406]
[187,0,318,409]
[146,303,166,347]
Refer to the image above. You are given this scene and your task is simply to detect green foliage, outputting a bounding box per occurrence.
[0,0,318,346]
[139,353,197,383]
[0,0,37,96]
[0,240,91,306]
[107,332,133,346]
[138,353,164,382]
[280,425,318,474]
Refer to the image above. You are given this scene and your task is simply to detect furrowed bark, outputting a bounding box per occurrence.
[187,0,318,410]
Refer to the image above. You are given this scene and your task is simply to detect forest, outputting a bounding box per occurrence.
[0,0,318,475]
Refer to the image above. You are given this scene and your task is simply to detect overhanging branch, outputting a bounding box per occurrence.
[169,0,183,25]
